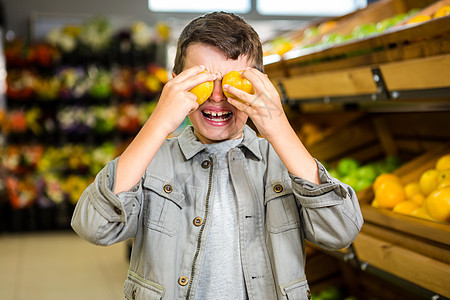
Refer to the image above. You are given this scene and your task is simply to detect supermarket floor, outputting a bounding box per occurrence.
[0,231,130,300]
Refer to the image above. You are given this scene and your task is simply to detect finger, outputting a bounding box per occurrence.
[186,70,217,91]
[223,84,253,105]
[169,66,216,94]
[242,68,271,92]
[227,97,252,114]
[171,65,206,83]
[183,92,200,112]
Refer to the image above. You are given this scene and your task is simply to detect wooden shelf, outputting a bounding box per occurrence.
[279,66,377,99]
[266,3,450,105]
[380,54,450,91]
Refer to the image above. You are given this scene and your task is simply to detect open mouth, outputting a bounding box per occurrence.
[201,109,233,122]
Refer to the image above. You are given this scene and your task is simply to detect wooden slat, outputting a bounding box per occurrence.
[380,54,450,90]
[281,67,377,99]
[282,35,450,77]
[360,204,450,245]
[353,233,450,297]
[361,222,450,264]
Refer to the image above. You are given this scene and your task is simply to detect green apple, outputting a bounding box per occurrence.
[355,165,377,182]
[337,158,360,176]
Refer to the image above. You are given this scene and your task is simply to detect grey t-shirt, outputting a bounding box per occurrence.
[195,137,248,299]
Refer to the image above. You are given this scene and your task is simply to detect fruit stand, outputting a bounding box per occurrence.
[0,17,171,232]
[263,0,450,298]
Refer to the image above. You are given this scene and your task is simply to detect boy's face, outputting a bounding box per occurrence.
[184,43,251,144]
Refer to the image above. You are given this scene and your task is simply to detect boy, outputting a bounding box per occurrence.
[72,12,363,300]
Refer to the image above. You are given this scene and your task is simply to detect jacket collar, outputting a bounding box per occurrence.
[178,125,262,161]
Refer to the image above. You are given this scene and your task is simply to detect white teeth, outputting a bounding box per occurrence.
[202,109,232,122]
[203,110,231,116]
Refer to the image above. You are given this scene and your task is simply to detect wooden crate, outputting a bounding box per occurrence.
[353,144,450,296]
[357,143,450,244]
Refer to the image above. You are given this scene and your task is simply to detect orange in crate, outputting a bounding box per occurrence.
[375,180,406,209]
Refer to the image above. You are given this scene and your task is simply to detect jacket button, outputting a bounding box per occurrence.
[273,184,283,193]
[113,206,122,215]
[307,289,311,300]
[163,184,173,194]
[201,160,211,169]
[193,217,203,226]
[178,276,188,286]
[132,288,136,299]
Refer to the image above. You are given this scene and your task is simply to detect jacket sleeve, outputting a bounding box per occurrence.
[290,160,363,251]
[71,157,143,246]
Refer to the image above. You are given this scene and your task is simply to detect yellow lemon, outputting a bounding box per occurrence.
[375,180,406,209]
[371,198,380,208]
[436,154,450,171]
[189,70,214,105]
[438,169,450,182]
[407,15,432,24]
[437,179,450,190]
[410,193,425,206]
[222,70,254,103]
[404,182,421,199]
[419,169,439,195]
[434,5,450,18]
[425,187,450,222]
[318,21,338,34]
[410,207,437,221]
[393,201,419,215]
[373,173,401,192]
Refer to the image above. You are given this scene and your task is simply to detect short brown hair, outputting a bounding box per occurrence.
[173,12,263,74]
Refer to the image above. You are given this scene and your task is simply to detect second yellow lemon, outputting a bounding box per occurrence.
[425,187,450,222]
[419,169,439,195]
[189,70,214,105]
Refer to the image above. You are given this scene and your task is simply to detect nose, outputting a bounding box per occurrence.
[209,79,226,103]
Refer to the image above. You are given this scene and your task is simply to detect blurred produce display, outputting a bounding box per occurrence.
[1,142,121,207]
[0,16,171,232]
[263,1,449,58]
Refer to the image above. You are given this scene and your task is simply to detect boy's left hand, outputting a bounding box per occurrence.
[224,68,289,141]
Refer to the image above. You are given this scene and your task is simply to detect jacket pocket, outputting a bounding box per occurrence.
[142,175,183,236]
[265,181,301,234]
[123,270,165,300]
[281,277,311,300]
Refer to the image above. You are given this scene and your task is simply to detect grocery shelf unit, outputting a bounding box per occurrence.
[1,25,167,233]
[264,0,450,298]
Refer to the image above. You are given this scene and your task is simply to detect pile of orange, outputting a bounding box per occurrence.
[407,5,450,24]
[371,154,450,224]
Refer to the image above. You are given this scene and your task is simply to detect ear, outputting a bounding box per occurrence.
[172,72,176,78]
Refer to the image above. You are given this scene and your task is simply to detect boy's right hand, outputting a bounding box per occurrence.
[149,65,216,136]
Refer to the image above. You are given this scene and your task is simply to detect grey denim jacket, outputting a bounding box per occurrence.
[71,125,363,300]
